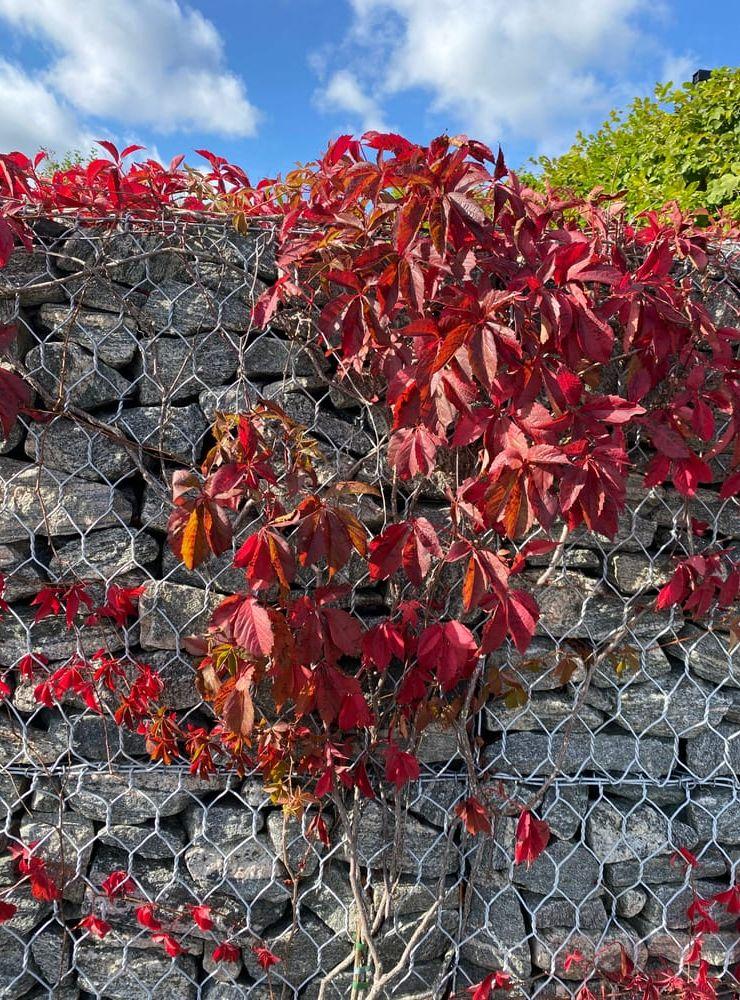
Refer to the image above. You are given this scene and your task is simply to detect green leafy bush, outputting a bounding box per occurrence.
[532,66,740,218]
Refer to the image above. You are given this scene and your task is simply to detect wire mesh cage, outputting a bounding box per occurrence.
[0,216,738,999]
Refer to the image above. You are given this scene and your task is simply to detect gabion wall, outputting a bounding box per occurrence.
[0,219,737,999]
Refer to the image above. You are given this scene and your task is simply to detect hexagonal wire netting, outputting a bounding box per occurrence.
[0,217,737,999]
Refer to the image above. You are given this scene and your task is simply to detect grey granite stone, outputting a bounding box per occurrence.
[25,342,130,408]
[37,303,139,367]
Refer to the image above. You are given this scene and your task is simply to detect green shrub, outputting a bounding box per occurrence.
[531,66,740,218]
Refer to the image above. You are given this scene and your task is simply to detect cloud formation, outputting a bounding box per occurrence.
[0,0,258,154]
[317,0,677,151]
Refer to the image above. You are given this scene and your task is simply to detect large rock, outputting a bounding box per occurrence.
[0,249,65,306]
[640,880,736,930]
[608,553,671,594]
[605,843,727,887]
[485,690,604,733]
[98,819,187,859]
[24,417,135,483]
[185,828,288,905]
[636,925,740,967]
[75,942,199,999]
[0,541,45,600]
[460,875,531,978]
[57,229,183,287]
[353,801,458,878]
[512,841,602,901]
[25,343,130,408]
[687,788,740,845]
[139,581,222,650]
[0,458,132,542]
[527,894,608,932]
[242,909,349,990]
[113,404,208,464]
[140,279,258,335]
[279,392,373,456]
[670,626,737,687]
[19,813,95,901]
[135,332,239,404]
[0,932,36,997]
[485,731,676,778]
[531,927,647,980]
[67,769,210,824]
[530,572,671,641]
[0,606,123,664]
[586,799,698,863]
[654,488,740,539]
[685,724,740,778]
[49,526,159,581]
[37,303,139,367]
[596,670,731,737]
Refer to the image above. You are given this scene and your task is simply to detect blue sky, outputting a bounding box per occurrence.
[0,0,737,180]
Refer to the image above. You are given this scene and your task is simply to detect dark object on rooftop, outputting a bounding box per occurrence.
[692,69,712,84]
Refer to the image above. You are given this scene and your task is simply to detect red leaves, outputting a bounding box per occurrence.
[136,903,162,931]
[215,666,256,739]
[417,620,478,691]
[384,743,420,789]
[77,914,112,939]
[280,496,367,578]
[100,870,135,900]
[513,811,550,867]
[189,904,214,932]
[388,425,443,480]
[31,583,93,629]
[234,528,295,590]
[0,367,31,439]
[656,552,739,618]
[210,595,274,656]
[168,470,235,571]
[252,944,281,971]
[10,842,61,901]
[455,796,492,836]
[368,518,442,585]
[0,901,16,923]
[152,932,185,958]
[213,941,240,963]
[468,971,512,998]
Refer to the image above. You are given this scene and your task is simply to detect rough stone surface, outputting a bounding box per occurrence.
[24,417,135,483]
[114,403,208,464]
[25,342,131,408]
[139,581,222,650]
[136,332,239,404]
[586,800,698,863]
[37,303,139,367]
[0,458,132,542]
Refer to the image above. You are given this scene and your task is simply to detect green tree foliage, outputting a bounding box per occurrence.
[533,67,740,218]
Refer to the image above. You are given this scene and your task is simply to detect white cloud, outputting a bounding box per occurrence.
[0,59,95,154]
[316,69,389,132]
[0,0,259,152]
[660,53,695,87]
[322,0,677,152]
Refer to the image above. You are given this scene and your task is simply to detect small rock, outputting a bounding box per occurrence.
[527,894,608,931]
[0,541,45,600]
[242,909,349,988]
[0,605,123,664]
[606,843,727,887]
[186,829,288,905]
[25,342,130,408]
[98,820,187,859]
[266,810,324,878]
[614,887,646,917]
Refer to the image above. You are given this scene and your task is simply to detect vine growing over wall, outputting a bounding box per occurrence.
[0,134,739,998]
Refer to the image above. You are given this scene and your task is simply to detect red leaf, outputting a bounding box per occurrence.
[468,971,512,998]
[78,914,112,940]
[0,219,14,268]
[190,904,214,932]
[210,595,274,656]
[514,810,549,866]
[213,941,240,963]
[455,796,492,836]
[417,621,478,691]
[136,903,162,931]
[152,932,184,958]
[0,901,16,923]
[384,744,420,789]
[252,944,281,970]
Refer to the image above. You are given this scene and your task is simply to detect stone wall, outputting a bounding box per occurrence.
[0,219,737,999]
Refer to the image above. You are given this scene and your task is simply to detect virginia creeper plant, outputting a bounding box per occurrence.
[0,134,739,998]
